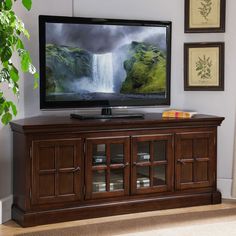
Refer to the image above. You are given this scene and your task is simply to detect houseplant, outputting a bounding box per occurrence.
[0,0,38,125]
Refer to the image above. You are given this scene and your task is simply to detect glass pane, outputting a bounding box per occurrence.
[137,142,150,162]
[92,144,106,166]
[137,166,150,188]
[111,144,124,164]
[153,165,166,186]
[154,141,166,161]
[110,169,124,191]
[93,170,106,192]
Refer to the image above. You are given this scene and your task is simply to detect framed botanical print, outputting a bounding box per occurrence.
[185,0,226,33]
[184,42,224,91]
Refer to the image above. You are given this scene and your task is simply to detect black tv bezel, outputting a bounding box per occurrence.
[39,15,172,109]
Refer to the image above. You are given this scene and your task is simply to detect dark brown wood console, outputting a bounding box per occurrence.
[10,113,224,227]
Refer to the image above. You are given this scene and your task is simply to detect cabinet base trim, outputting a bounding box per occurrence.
[13,191,221,227]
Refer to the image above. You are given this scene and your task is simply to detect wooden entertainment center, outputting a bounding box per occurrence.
[10,113,224,227]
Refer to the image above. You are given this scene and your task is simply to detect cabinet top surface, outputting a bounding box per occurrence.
[10,113,224,133]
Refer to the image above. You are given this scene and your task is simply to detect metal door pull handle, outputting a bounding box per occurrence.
[73,166,81,172]
[177,159,186,164]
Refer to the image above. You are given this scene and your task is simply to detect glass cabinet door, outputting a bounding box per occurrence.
[86,137,130,199]
[131,134,174,195]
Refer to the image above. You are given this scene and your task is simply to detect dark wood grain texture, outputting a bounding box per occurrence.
[10,113,224,227]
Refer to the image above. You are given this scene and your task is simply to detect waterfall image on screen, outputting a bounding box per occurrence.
[45,22,168,102]
[92,53,114,93]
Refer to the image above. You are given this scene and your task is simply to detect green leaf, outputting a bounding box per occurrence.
[0,0,37,126]
[0,99,4,115]
[9,10,16,20]
[23,28,30,39]
[34,72,39,79]
[8,35,17,46]
[33,72,39,88]
[34,80,38,89]
[5,0,12,10]
[0,105,4,116]
[0,93,5,102]
[16,30,21,36]
[9,101,17,116]
[4,102,10,111]
[10,67,19,82]
[22,0,32,10]
[0,34,6,47]
[1,112,12,125]
[1,47,12,62]
[12,86,19,95]
[3,61,9,68]
[20,51,31,72]
[16,38,25,50]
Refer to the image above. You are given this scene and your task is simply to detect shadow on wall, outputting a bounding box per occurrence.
[0,125,13,199]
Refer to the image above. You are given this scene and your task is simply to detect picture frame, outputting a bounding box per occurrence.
[184,42,224,91]
[185,0,226,33]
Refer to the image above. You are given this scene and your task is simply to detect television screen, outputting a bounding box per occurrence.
[39,16,171,109]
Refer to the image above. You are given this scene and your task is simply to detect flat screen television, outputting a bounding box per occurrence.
[39,15,172,117]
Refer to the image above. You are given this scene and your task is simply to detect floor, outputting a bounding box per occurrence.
[1,200,236,236]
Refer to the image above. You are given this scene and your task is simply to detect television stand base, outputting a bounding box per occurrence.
[71,107,144,120]
[70,113,144,120]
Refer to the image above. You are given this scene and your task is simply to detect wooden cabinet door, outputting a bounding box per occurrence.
[175,131,215,190]
[131,134,174,195]
[32,139,83,205]
[85,136,130,200]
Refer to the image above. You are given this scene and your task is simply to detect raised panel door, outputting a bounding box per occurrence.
[32,139,83,205]
[175,131,215,190]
